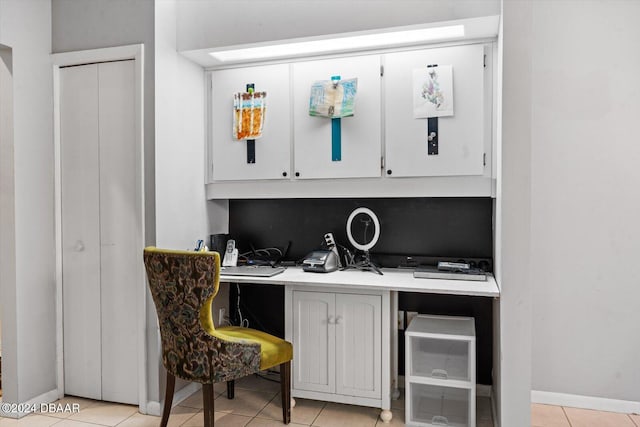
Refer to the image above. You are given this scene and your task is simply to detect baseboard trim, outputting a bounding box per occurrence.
[532,390,640,414]
[0,388,59,419]
[146,383,201,417]
[145,401,161,417]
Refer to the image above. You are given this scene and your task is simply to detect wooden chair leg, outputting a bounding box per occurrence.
[202,383,215,427]
[226,380,235,399]
[280,361,291,424]
[160,373,176,427]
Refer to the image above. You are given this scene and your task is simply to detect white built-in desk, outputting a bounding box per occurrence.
[220,268,499,423]
[220,267,498,297]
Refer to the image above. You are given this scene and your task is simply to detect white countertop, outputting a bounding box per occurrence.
[220,267,499,297]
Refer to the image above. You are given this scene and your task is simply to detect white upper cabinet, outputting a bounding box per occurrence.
[200,17,500,197]
[292,55,382,179]
[210,64,291,181]
[383,44,488,178]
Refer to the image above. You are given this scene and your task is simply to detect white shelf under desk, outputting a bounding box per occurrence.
[220,267,499,423]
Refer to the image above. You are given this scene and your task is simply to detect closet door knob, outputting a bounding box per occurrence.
[74,241,85,252]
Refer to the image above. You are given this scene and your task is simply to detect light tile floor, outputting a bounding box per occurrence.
[1,376,638,426]
[532,403,640,427]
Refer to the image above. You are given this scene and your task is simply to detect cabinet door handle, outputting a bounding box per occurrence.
[335,315,342,324]
[432,415,449,426]
[327,316,335,324]
[431,368,448,379]
[74,240,85,252]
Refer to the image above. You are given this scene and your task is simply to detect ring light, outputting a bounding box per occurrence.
[344,207,383,275]
[346,207,380,251]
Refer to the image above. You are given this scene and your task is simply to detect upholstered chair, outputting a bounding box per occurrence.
[143,247,292,427]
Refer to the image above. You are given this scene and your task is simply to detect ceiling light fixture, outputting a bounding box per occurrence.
[208,25,465,62]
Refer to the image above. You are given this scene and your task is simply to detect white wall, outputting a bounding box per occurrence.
[494,1,533,425]
[0,0,55,406]
[52,0,156,245]
[530,0,640,406]
[177,0,500,51]
[155,0,209,250]
[152,0,224,410]
[0,43,16,403]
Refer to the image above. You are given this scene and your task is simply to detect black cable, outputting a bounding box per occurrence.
[237,299,280,336]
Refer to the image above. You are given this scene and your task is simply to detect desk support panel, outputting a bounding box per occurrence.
[285,285,391,421]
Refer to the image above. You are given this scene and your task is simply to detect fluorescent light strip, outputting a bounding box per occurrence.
[209,25,465,62]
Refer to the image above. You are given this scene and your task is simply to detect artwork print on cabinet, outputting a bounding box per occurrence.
[233,84,267,164]
[211,63,290,181]
[309,75,358,162]
[293,55,381,179]
[384,44,488,177]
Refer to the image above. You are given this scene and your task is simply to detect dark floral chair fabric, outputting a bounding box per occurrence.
[144,247,292,427]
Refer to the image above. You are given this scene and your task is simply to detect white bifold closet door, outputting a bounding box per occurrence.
[60,60,138,404]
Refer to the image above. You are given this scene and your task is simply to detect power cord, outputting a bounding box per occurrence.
[235,283,249,328]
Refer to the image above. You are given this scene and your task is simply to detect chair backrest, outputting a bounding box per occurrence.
[143,247,260,383]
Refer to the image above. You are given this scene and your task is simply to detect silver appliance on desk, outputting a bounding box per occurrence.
[302,250,339,273]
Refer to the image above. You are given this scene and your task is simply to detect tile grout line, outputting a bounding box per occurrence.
[179,408,204,427]
[309,400,328,427]
[113,407,139,426]
[49,415,66,426]
[256,389,282,423]
[57,417,114,427]
[562,406,574,427]
[245,388,279,425]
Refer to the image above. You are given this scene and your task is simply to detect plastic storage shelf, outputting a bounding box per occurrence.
[409,383,470,427]
[405,315,476,427]
[409,337,470,382]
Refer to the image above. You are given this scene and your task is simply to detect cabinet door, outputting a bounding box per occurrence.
[211,64,291,181]
[384,44,486,177]
[292,291,335,393]
[335,293,382,399]
[61,61,139,404]
[292,55,381,179]
[61,63,102,401]
[97,61,139,405]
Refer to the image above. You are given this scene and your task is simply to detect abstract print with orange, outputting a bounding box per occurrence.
[233,91,266,140]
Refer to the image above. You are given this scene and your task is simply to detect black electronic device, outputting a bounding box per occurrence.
[210,233,228,255]
[438,261,471,272]
[414,266,487,281]
[323,232,343,268]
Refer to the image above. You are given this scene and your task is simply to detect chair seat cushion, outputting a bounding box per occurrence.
[216,326,293,371]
